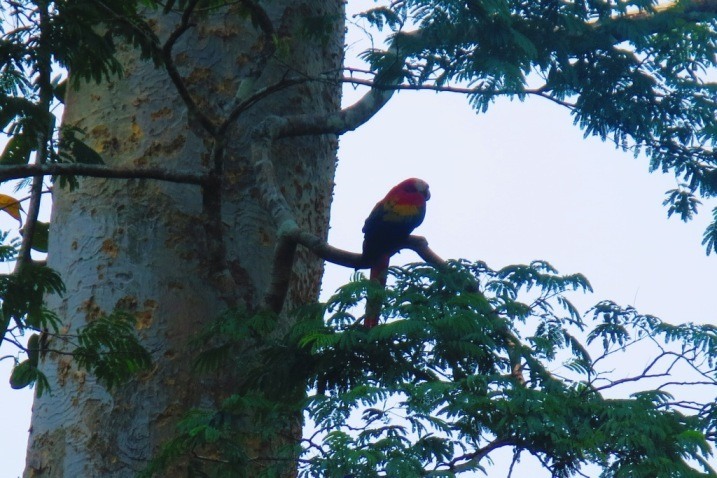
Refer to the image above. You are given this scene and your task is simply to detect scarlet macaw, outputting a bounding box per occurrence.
[362,178,430,328]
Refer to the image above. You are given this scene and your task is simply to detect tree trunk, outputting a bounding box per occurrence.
[24,3,344,476]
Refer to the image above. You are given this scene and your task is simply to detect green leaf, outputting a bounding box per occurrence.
[663,188,701,222]
[30,221,49,253]
[701,207,717,255]
[9,359,38,390]
[59,127,104,165]
[0,97,36,133]
[27,333,40,367]
[0,262,63,333]
[0,131,34,165]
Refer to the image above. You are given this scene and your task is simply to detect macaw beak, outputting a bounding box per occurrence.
[424,188,431,201]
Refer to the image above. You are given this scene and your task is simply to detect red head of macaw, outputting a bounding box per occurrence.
[362,178,430,327]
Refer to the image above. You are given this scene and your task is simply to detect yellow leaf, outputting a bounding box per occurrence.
[0,194,22,224]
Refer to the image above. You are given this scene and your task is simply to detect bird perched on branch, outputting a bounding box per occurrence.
[362,178,430,328]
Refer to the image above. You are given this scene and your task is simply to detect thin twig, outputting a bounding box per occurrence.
[431,438,513,475]
[593,351,683,392]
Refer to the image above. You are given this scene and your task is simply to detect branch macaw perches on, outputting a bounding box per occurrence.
[250,78,403,315]
[253,168,529,383]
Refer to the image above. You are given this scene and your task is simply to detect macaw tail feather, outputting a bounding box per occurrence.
[364,254,390,328]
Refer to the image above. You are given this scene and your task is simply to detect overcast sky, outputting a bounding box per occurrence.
[2,5,716,477]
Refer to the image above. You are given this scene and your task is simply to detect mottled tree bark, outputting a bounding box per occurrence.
[24,3,344,476]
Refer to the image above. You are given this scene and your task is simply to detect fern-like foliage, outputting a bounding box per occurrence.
[148,260,717,477]
[71,311,153,389]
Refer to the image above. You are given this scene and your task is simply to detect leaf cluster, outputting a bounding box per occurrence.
[150,260,717,477]
[71,310,153,389]
[3,258,63,396]
[0,229,151,395]
[1,255,63,343]
[8,306,153,397]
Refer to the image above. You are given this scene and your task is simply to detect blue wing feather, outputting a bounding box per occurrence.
[362,200,425,262]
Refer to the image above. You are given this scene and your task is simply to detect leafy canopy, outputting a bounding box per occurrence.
[148,261,717,477]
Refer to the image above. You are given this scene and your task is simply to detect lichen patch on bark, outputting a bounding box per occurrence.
[25,427,66,477]
[56,357,72,387]
[135,300,158,330]
[80,298,103,322]
[150,107,172,120]
[100,238,119,259]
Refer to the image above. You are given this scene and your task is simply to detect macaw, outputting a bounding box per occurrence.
[362,178,431,328]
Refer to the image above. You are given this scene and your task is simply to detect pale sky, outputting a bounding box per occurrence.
[2,5,716,477]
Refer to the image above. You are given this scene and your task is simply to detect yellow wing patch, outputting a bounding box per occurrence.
[383,201,420,221]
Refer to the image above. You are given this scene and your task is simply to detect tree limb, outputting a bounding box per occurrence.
[594,0,717,42]
[250,75,400,312]
[251,31,419,141]
[161,0,219,136]
[249,82,395,142]
[228,0,277,106]
[0,163,208,185]
[264,227,445,313]
[15,0,53,272]
[430,437,515,476]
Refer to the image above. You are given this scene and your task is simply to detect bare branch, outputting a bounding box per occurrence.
[264,228,446,313]
[341,75,531,95]
[658,380,717,391]
[253,31,421,140]
[248,83,395,141]
[593,351,685,392]
[251,120,299,230]
[162,0,201,53]
[431,438,514,475]
[307,84,394,136]
[202,140,239,307]
[161,0,218,135]
[0,163,207,185]
[219,77,307,137]
[16,1,53,272]
[250,118,302,312]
